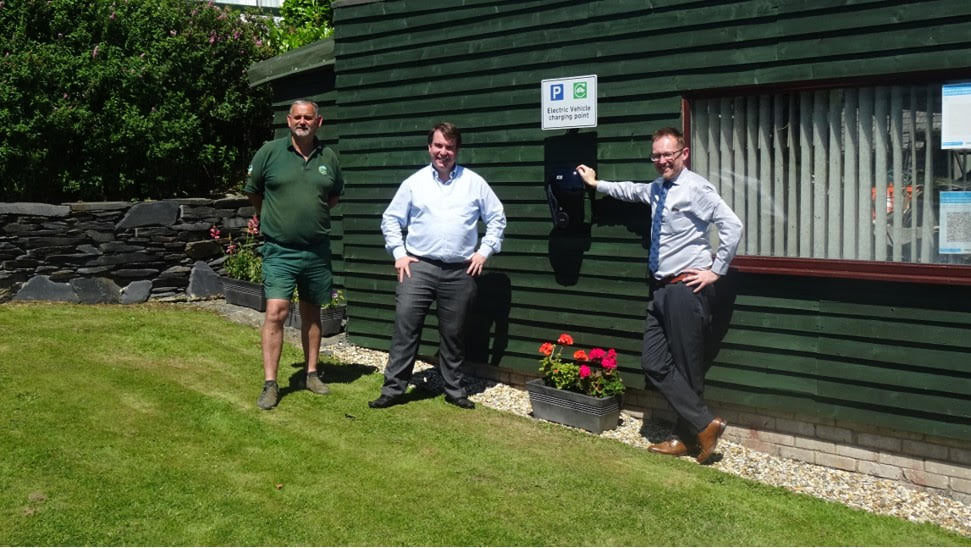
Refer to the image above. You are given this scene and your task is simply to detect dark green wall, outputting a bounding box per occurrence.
[331,0,971,440]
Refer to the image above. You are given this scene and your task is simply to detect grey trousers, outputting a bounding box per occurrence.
[641,281,717,438]
[381,259,476,400]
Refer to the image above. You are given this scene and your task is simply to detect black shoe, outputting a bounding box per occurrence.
[445,395,475,409]
[368,394,401,409]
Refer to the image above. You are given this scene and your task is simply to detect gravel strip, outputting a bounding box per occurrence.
[189,301,971,537]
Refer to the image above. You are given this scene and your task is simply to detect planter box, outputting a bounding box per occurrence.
[525,378,621,434]
[221,277,265,312]
[287,305,345,336]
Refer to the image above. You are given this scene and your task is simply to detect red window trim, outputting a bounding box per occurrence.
[731,257,971,286]
[681,69,971,286]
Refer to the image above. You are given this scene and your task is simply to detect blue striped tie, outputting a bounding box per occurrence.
[649,181,672,275]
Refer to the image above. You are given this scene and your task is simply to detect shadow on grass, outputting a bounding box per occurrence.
[279,361,380,401]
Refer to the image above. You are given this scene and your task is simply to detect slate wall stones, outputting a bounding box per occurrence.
[186,261,223,298]
[116,201,180,229]
[1,198,256,304]
[0,203,71,217]
[13,275,81,303]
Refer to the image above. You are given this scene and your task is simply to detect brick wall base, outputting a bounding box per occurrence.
[466,362,971,505]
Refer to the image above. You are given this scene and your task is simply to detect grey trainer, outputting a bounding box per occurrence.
[306,371,330,395]
[257,380,279,409]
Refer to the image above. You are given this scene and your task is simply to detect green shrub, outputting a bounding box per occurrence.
[0,0,274,201]
[266,0,333,54]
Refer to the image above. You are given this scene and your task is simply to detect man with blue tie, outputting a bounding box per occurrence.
[370,122,507,410]
[577,127,742,464]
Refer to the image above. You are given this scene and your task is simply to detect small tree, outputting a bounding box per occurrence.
[0,0,275,201]
[266,0,333,54]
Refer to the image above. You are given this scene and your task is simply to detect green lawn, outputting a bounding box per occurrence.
[0,303,967,546]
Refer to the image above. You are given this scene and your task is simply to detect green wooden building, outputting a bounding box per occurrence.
[251,0,971,500]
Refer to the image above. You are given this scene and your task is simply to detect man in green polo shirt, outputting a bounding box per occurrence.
[244,99,344,410]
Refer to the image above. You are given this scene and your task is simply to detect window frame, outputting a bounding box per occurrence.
[681,68,971,286]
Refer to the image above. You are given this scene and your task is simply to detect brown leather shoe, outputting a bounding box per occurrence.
[696,417,727,464]
[648,437,691,457]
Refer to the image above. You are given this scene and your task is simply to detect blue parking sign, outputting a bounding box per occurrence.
[551,84,564,101]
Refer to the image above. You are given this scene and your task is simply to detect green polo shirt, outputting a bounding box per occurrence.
[244,136,344,247]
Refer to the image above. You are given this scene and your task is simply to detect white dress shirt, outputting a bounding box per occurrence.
[597,168,743,279]
[381,164,506,263]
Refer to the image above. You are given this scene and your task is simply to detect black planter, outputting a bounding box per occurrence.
[525,378,621,434]
[321,305,346,336]
[221,277,265,312]
[287,305,346,336]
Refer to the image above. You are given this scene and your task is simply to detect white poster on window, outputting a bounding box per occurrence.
[942,83,971,150]
[939,191,971,254]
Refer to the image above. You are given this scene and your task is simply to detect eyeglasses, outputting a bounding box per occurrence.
[650,148,684,162]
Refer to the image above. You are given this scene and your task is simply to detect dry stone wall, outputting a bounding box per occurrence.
[0,198,256,304]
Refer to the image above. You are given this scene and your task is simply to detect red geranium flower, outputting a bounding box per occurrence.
[557,333,574,345]
[579,365,591,378]
[573,350,588,362]
[588,348,606,361]
[539,342,554,356]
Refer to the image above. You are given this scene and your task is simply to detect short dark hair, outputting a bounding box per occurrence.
[652,127,685,149]
[427,122,461,149]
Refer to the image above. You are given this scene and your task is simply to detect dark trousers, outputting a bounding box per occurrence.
[641,281,718,440]
[382,259,476,400]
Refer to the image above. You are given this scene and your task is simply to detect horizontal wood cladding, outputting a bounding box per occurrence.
[331,0,971,440]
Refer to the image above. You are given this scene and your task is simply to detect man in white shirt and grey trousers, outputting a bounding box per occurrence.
[577,126,743,464]
[371,122,507,411]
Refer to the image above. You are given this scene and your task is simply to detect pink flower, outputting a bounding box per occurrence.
[226,243,237,254]
[588,348,606,361]
[579,365,591,378]
[602,356,617,370]
[91,45,99,58]
[209,226,221,239]
[606,348,617,360]
[247,215,259,235]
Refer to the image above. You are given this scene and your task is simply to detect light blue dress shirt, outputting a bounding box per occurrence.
[381,164,506,263]
[597,168,743,280]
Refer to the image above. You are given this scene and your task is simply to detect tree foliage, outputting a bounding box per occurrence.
[0,0,275,201]
[266,0,333,54]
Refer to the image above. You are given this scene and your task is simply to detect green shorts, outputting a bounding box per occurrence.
[261,239,333,305]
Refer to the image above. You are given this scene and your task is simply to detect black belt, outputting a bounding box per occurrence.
[411,255,467,269]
